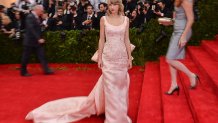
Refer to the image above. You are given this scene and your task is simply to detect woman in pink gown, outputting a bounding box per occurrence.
[25,0,133,123]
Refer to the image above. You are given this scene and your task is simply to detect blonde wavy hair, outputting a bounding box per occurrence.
[107,0,124,15]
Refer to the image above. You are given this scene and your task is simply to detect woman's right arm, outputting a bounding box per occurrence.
[178,0,194,48]
[98,16,105,68]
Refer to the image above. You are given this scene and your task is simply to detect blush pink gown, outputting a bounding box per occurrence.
[25,16,132,123]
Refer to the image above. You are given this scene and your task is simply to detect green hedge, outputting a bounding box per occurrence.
[190,0,218,45]
[0,0,217,65]
[0,20,171,65]
[45,20,172,66]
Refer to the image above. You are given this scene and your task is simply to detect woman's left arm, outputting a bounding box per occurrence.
[124,17,132,69]
[179,0,194,47]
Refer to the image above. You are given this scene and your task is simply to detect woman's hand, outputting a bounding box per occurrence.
[178,35,187,48]
[128,59,132,69]
[38,39,45,44]
[98,58,103,69]
[158,18,174,26]
[159,20,173,26]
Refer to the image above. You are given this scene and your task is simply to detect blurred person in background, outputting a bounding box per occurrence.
[135,2,145,26]
[0,5,5,28]
[89,0,100,12]
[124,0,137,16]
[56,0,68,9]
[1,14,16,38]
[6,3,17,23]
[20,5,53,76]
[129,9,140,28]
[70,4,81,30]
[11,11,23,42]
[47,7,65,31]
[41,12,49,31]
[15,0,31,12]
[142,1,155,21]
[96,2,107,28]
[63,3,74,30]
[15,0,32,30]
[153,0,172,18]
[77,0,90,16]
[47,0,56,17]
[154,0,173,42]
[81,4,97,30]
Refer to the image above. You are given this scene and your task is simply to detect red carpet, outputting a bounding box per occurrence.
[201,40,218,61]
[1,37,218,123]
[178,54,218,123]
[188,46,218,96]
[0,64,144,123]
[137,62,162,123]
[160,57,194,123]
[157,39,218,123]
[136,41,218,123]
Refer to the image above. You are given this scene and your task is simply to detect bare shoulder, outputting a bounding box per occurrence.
[100,16,105,21]
[123,16,129,22]
[100,16,105,23]
[123,16,128,19]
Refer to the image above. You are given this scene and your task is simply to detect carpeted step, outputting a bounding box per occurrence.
[159,57,194,123]
[201,40,218,61]
[137,62,162,123]
[178,55,218,123]
[188,46,218,96]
